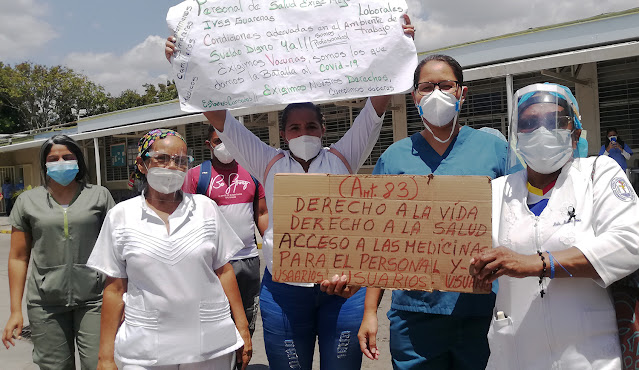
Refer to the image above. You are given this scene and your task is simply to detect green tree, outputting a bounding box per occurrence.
[157,81,178,102]
[0,62,110,133]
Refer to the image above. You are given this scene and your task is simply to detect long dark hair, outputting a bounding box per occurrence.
[39,135,89,186]
[605,128,625,148]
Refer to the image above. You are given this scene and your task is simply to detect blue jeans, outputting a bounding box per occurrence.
[388,309,491,370]
[260,269,365,370]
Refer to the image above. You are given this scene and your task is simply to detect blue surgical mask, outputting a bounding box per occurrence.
[46,160,79,186]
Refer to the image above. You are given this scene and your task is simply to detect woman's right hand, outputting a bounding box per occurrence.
[165,36,177,62]
[607,141,620,151]
[358,311,380,360]
[96,358,118,370]
[2,312,23,349]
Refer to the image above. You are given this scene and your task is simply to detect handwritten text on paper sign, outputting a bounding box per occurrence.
[166,0,417,112]
[272,174,493,293]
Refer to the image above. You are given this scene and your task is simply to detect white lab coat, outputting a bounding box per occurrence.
[488,156,639,370]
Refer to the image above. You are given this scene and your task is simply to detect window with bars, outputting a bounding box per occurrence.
[597,56,639,151]
[105,136,137,182]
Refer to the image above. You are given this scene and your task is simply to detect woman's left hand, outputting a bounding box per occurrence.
[236,328,252,370]
[320,274,361,298]
[402,14,415,39]
[470,246,540,283]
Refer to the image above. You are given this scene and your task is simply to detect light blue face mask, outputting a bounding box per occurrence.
[46,160,79,186]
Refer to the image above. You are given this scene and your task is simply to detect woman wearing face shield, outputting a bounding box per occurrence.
[2,135,115,370]
[358,55,509,370]
[470,83,639,369]
[88,129,252,370]
[163,16,414,370]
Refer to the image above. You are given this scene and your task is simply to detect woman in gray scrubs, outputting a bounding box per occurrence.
[1,135,115,370]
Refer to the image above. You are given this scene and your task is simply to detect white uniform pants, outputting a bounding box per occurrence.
[121,353,234,370]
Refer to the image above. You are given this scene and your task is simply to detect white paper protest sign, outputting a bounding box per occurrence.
[166,0,417,112]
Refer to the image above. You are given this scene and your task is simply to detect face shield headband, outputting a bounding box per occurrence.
[506,83,582,172]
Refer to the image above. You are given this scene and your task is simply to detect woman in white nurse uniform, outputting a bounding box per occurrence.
[470,83,639,369]
[89,129,251,370]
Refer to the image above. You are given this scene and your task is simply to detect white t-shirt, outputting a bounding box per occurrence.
[217,98,384,287]
[88,192,244,366]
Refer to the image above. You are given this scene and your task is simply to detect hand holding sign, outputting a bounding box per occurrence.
[272,173,494,294]
[166,0,417,112]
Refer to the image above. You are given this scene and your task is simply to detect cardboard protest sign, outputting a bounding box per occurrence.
[272,174,493,293]
[166,0,417,112]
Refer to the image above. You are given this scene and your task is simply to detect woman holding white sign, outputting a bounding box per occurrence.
[164,17,414,370]
[470,83,639,369]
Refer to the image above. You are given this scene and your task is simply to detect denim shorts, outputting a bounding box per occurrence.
[259,269,366,370]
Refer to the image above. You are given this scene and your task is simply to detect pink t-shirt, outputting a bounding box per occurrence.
[184,161,265,259]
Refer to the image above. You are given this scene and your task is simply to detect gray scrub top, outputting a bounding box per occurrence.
[10,184,115,307]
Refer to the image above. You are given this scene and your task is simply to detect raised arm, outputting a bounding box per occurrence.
[369,15,414,116]
[165,37,229,131]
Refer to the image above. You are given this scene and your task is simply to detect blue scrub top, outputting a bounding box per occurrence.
[373,126,507,317]
[599,144,633,171]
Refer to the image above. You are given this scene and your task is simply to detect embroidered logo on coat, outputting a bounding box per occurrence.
[610,177,636,202]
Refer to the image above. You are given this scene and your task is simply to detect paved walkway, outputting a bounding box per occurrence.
[0,217,393,369]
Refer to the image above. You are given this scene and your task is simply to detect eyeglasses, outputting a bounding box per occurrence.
[415,80,459,95]
[518,114,573,133]
[146,151,193,168]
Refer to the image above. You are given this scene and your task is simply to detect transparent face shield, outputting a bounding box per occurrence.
[506,84,581,174]
[141,146,194,198]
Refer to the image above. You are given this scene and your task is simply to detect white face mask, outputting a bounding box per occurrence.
[287,135,322,161]
[146,166,186,194]
[517,127,573,174]
[213,143,234,164]
[416,89,461,128]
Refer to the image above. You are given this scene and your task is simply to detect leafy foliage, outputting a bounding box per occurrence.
[0,62,178,134]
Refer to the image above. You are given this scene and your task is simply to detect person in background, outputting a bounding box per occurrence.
[15,178,24,192]
[89,129,251,370]
[358,54,508,370]
[1,135,115,370]
[600,127,633,172]
[470,83,639,369]
[183,126,268,337]
[2,177,14,215]
[165,15,414,370]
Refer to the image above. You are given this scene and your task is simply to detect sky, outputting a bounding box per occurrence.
[1,0,636,96]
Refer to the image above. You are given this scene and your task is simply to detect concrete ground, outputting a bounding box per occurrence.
[0,216,393,369]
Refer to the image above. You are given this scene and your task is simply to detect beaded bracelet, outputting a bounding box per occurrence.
[537,251,546,298]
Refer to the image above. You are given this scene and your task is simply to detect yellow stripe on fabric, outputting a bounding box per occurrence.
[527,182,544,196]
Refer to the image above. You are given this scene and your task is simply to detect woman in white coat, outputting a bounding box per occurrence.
[89,129,251,370]
[470,83,639,369]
